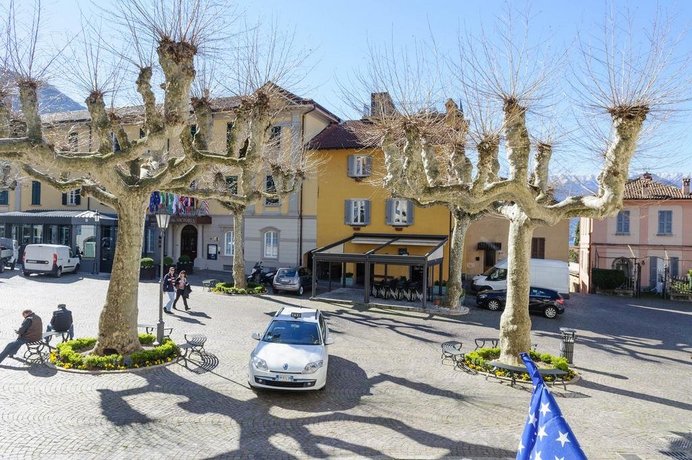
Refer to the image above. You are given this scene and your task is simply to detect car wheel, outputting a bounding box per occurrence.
[55,267,62,278]
[544,306,558,319]
[297,285,304,296]
[487,299,502,311]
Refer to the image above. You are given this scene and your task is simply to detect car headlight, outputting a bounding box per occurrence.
[303,360,323,374]
[252,356,268,371]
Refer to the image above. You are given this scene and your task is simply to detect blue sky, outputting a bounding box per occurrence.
[38,1,692,176]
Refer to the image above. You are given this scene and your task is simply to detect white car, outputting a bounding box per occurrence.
[248,306,333,390]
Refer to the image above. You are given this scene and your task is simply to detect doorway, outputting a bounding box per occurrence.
[181,225,198,261]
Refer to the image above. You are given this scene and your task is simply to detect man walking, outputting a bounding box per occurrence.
[46,304,74,342]
[0,309,43,364]
[162,266,176,314]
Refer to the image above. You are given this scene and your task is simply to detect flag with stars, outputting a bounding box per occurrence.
[517,352,586,460]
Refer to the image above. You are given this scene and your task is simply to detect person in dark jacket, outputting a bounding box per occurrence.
[0,309,43,364]
[46,304,74,342]
[162,266,176,314]
[172,270,190,311]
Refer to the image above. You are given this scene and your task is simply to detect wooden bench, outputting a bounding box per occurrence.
[487,360,568,390]
[440,341,465,369]
[138,323,173,339]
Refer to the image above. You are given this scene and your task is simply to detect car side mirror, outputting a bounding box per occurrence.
[325,337,334,345]
[251,332,262,340]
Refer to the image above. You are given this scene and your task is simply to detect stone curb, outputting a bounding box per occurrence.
[44,356,181,374]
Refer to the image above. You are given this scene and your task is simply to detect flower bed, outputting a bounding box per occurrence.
[463,347,577,383]
[212,281,267,295]
[50,334,180,371]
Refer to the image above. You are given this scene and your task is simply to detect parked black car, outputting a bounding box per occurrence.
[272,267,312,295]
[475,286,565,319]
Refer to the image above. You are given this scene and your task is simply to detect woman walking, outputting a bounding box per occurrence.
[173,270,191,311]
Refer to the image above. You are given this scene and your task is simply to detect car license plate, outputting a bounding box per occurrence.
[275,374,293,382]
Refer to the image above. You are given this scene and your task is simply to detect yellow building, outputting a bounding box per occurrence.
[309,120,570,303]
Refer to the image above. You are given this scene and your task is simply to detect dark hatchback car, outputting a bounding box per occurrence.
[475,286,565,319]
[272,267,312,295]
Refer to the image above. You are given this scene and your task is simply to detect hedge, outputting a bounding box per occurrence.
[592,268,626,290]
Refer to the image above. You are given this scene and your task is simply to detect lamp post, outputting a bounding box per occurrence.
[155,210,171,345]
[93,211,100,275]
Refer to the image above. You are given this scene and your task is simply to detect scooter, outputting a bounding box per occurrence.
[247,262,277,285]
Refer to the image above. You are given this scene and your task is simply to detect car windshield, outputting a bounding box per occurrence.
[277,268,297,277]
[262,320,321,345]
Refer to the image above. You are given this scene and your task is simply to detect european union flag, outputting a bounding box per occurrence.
[517,352,587,460]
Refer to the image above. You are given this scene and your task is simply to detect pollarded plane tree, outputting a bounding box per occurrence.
[0,0,283,355]
[168,86,313,289]
[359,11,687,365]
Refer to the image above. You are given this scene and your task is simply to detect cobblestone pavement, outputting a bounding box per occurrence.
[0,269,690,459]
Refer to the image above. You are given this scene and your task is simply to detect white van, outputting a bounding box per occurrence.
[472,258,569,298]
[0,237,19,272]
[23,244,80,277]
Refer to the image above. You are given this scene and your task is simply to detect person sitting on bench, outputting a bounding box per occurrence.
[46,304,74,342]
[0,309,43,364]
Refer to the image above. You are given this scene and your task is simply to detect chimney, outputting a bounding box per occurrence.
[683,177,690,195]
[371,92,396,118]
[642,172,652,180]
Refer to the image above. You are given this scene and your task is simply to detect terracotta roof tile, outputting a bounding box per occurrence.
[624,174,692,200]
[307,121,377,150]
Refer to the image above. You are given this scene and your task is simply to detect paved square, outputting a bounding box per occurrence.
[0,270,690,459]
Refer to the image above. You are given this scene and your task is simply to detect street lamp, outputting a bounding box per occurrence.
[93,211,100,275]
[155,210,171,345]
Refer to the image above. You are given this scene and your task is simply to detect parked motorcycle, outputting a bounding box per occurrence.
[247,261,276,285]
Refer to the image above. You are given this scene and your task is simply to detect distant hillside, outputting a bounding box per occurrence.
[10,83,84,114]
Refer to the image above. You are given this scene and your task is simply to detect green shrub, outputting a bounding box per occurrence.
[211,282,266,295]
[178,255,191,263]
[51,335,179,370]
[591,268,626,290]
[462,348,574,381]
[140,257,155,269]
[163,256,174,265]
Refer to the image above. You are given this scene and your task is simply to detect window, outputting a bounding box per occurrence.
[31,181,41,205]
[68,132,78,152]
[224,231,234,256]
[658,210,672,235]
[265,175,279,206]
[62,189,81,206]
[226,122,234,149]
[144,228,155,254]
[347,154,372,178]
[270,126,281,148]
[263,230,278,258]
[386,199,413,226]
[616,210,630,234]
[226,176,238,195]
[0,191,7,205]
[344,199,371,226]
[531,237,546,259]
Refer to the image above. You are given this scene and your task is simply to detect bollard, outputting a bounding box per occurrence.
[559,327,577,364]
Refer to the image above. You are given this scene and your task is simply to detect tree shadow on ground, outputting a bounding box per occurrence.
[97,354,514,458]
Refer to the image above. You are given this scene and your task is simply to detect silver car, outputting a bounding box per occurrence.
[272,267,312,295]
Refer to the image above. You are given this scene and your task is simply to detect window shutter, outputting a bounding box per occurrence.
[62,193,67,205]
[364,200,371,225]
[385,199,392,225]
[364,156,372,176]
[75,191,81,205]
[407,201,414,225]
[347,155,355,177]
[670,257,679,278]
[344,200,351,224]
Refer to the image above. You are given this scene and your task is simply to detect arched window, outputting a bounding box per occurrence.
[263,230,278,259]
[224,231,234,256]
[612,257,631,278]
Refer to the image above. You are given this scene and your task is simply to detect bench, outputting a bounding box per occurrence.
[23,331,66,363]
[474,338,499,349]
[487,360,568,390]
[202,279,221,291]
[440,341,465,369]
[138,323,173,339]
[181,333,207,357]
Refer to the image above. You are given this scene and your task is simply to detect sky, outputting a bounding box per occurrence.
[27,1,692,177]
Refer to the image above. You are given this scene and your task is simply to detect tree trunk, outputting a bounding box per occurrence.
[93,196,148,355]
[232,210,247,288]
[443,207,471,307]
[498,214,535,365]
